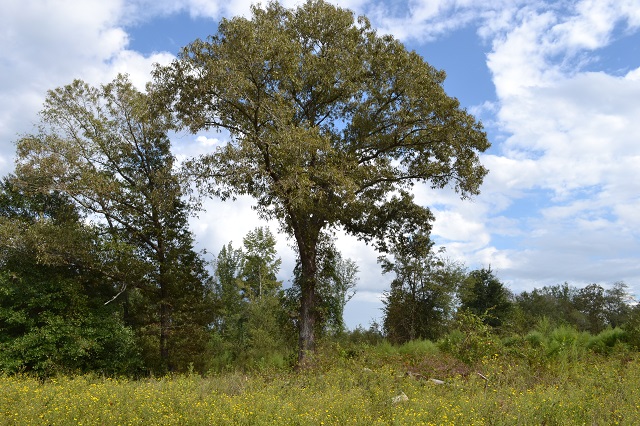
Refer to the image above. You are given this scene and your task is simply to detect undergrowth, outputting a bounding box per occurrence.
[2,325,639,425]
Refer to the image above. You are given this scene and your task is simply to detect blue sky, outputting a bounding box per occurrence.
[2,0,640,329]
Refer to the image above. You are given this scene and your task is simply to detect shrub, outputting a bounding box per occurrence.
[524,331,545,348]
[587,328,628,354]
[438,310,501,365]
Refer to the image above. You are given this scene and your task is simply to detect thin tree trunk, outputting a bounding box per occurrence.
[157,235,172,372]
[158,266,172,372]
[159,297,170,370]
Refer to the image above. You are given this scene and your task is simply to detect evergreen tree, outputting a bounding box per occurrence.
[212,242,245,339]
[459,267,512,329]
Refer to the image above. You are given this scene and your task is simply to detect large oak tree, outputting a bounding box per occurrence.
[155,0,489,364]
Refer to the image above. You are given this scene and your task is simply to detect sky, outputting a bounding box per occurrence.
[2,0,640,329]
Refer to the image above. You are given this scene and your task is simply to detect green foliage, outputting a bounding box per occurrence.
[545,325,590,360]
[381,237,465,343]
[209,229,296,372]
[523,330,545,348]
[157,0,489,362]
[587,328,628,354]
[623,304,640,349]
[342,323,385,347]
[241,227,282,299]
[0,179,142,377]
[13,76,216,374]
[458,267,513,329]
[438,309,500,365]
[516,282,634,335]
[396,339,439,357]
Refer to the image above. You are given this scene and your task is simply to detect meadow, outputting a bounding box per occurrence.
[2,326,640,426]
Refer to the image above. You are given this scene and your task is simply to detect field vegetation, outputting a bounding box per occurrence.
[2,316,640,425]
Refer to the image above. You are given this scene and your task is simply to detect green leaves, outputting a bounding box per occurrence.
[155,0,489,362]
[0,179,143,376]
[210,228,295,369]
[459,268,513,329]
[381,235,465,344]
[160,0,489,237]
[13,75,215,373]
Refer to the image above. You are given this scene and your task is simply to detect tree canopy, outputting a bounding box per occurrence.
[459,267,513,328]
[14,75,215,373]
[0,176,142,376]
[155,0,489,363]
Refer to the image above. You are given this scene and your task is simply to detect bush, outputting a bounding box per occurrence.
[438,310,501,365]
[587,328,628,354]
[524,331,545,348]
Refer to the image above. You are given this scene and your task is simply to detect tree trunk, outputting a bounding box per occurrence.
[159,297,170,370]
[296,230,320,367]
[158,265,172,372]
[157,238,172,372]
[298,273,316,365]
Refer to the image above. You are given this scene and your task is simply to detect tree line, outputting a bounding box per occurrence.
[0,168,357,375]
[2,164,635,377]
[381,247,639,345]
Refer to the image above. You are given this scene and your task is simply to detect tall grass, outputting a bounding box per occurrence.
[2,326,639,425]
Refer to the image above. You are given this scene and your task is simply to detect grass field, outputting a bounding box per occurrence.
[2,335,640,425]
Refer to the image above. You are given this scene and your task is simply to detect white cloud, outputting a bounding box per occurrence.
[552,1,617,51]
[126,0,371,22]
[195,135,221,147]
[98,50,175,88]
[1,1,127,82]
[364,0,640,298]
[474,246,514,270]
[432,209,490,246]
[474,2,640,293]
[0,0,177,177]
[365,0,530,42]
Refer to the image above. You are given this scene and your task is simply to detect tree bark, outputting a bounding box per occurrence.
[159,296,170,370]
[295,226,320,367]
[157,236,172,372]
[298,265,317,365]
[158,261,172,372]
